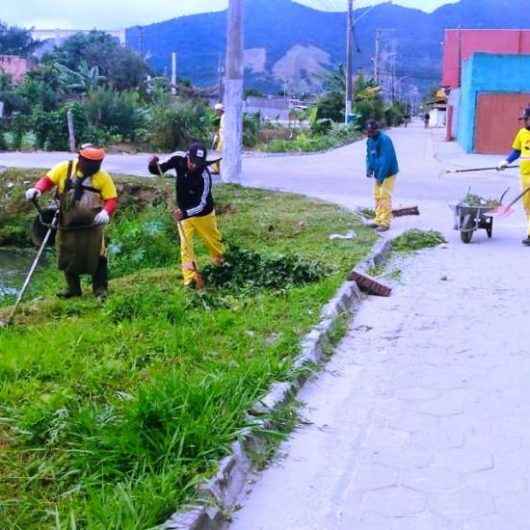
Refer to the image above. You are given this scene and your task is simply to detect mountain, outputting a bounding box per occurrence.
[125,0,530,94]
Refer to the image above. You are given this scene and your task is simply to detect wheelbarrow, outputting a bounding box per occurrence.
[449,188,509,244]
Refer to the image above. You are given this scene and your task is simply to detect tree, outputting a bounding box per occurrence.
[0,21,37,56]
[17,64,66,110]
[54,61,106,95]
[44,31,150,91]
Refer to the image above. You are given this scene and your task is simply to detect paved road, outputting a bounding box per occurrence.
[3,124,530,529]
[2,122,521,236]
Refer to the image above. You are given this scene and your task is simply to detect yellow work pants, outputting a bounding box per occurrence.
[521,173,530,236]
[178,211,224,285]
[374,176,396,228]
[211,135,223,174]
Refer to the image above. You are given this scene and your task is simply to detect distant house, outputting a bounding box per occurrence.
[426,88,448,128]
[0,55,32,83]
[442,29,530,154]
[244,96,290,122]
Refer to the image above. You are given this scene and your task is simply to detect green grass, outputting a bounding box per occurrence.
[0,171,375,529]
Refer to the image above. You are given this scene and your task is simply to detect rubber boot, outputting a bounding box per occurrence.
[57,273,82,298]
[92,256,108,299]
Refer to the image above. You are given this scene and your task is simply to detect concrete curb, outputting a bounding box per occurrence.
[163,236,394,530]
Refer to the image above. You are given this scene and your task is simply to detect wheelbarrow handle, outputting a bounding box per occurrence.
[499,187,510,204]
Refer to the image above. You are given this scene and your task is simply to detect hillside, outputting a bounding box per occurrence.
[125,0,530,93]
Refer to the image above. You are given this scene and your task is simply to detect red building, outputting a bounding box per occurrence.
[442,29,530,89]
[0,55,32,83]
[442,30,530,153]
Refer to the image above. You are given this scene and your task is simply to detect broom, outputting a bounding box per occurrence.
[349,270,392,297]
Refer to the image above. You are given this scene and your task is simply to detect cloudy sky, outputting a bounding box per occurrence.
[0,0,458,30]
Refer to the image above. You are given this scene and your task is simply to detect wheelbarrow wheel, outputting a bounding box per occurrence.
[460,213,474,244]
[460,229,473,244]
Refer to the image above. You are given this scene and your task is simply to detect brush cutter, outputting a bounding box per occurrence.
[1,199,59,327]
[490,187,530,218]
[445,165,519,174]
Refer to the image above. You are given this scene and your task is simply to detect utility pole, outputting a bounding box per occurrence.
[171,52,177,95]
[223,0,244,184]
[345,0,354,124]
[217,54,224,101]
[374,29,381,84]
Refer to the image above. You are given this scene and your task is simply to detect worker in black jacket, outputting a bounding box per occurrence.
[149,142,224,288]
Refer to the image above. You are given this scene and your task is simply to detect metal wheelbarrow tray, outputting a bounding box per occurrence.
[449,203,495,244]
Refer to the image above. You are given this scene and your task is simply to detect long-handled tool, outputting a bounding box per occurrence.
[1,200,59,327]
[490,187,530,218]
[445,165,518,174]
[155,161,205,289]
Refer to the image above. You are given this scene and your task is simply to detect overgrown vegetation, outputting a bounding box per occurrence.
[0,24,409,155]
[391,229,446,252]
[0,169,376,529]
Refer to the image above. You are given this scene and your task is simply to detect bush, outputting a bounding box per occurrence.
[84,88,147,142]
[147,98,213,151]
[107,205,180,276]
[243,112,261,148]
[202,244,330,293]
[31,102,90,151]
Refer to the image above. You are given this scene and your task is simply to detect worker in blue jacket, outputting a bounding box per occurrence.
[365,120,399,232]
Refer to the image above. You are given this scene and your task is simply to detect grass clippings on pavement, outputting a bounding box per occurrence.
[391,229,446,253]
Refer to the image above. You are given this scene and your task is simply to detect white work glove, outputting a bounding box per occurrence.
[94,209,110,226]
[497,160,509,171]
[25,188,41,201]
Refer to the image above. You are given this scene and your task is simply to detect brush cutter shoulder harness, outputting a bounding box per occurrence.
[55,161,103,275]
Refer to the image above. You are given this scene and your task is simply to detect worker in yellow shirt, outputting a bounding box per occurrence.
[25,145,118,298]
[498,106,530,246]
[211,102,225,175]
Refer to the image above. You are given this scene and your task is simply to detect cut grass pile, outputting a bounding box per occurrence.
[391,229,446,252]
[0,169,375,529]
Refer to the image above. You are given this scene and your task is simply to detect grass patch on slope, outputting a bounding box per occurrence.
[0,170,375,529]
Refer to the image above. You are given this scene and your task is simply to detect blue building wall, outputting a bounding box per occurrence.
[457,53,530,152]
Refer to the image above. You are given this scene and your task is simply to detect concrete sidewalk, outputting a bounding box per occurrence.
[226,125,530,530]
